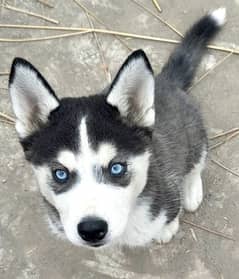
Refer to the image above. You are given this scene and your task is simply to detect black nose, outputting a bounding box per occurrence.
[77,217,108,243]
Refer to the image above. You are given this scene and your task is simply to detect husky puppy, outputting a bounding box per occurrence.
[8,8,226,248]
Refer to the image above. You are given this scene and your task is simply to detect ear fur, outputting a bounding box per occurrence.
[106,50,155,127]
[9,58,59,138]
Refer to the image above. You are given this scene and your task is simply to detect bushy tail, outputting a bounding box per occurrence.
[160,8,226,91]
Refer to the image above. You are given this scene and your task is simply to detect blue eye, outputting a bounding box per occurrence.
[110,163,126,176]
[54,169,69,183]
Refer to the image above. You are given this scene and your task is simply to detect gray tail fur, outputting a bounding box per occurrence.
[160,8,226,91]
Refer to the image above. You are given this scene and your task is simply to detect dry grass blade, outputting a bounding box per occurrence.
[210,158,239,178]
[189,52,233,91]
[131,0,183,37]
[73,0,132,51]
[37,0,54,8]
[0,112,15,123]
[0,119,14,125]
[0,27,181,44]
[152,0,162,13]
[209,127,239,140]
[2,4,59,24]
[0,71,9,76]
[1,24,239,55]
[0,31,90,42]
[209,130,239,151]
[190,228,198,242]
[82,4,112,83]
[182,219,235,241]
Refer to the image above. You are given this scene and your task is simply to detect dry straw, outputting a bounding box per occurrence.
[37,0,54,8]
[152,0,162,13]
[209,127,239,140]
[78,1,112,82]
[209,130,239,151]
[0,24,238,56]
[73,0,132,51]
[189,52,233,91]
[0,112,15,124]
[2,4,59,24]
[182,219,235,241]
[0,31,90,43]
[0,71,9,76]
[210,158,239,178]
[132,0,183,37]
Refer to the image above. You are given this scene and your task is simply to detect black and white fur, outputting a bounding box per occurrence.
[9,8,226,248]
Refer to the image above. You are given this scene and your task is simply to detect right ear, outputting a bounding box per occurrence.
[9,58,59,138]
[106,50,155,127]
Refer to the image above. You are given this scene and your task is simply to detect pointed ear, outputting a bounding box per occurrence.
[9,58,59,138]
[106,50,155,127]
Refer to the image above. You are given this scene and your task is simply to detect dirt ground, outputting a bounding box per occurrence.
[0,0,239,278]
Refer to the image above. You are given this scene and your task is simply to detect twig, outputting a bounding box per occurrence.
[2,4,59,24]
[82,4,112,83]
[131,0,183,37]
[209,130,239,150]
[37,0,54,8]
[73,0,132,51]
[0,112,15,123]
[0,31,90,43]
[209,127,239,140]
[210,158,239,178]
[189,52,233,90]
[182,219,235,241]
[1,24,239,55]
[152,0,162,13]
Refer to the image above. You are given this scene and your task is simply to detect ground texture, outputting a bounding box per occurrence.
[0,0,239,278]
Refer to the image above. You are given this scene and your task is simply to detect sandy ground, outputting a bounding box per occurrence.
[0,1,239,278]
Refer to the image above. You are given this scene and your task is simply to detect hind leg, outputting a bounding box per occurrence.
[183,151,207,212]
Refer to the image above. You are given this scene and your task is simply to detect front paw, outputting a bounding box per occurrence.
[183,175,203,212]
[155,217,179,244]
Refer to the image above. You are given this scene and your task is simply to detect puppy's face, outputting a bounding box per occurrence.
[9,50,155,248]
[33,116,151,248]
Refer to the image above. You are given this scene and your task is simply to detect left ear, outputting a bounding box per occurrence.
[9,58,60,138]
[106,50,155,127]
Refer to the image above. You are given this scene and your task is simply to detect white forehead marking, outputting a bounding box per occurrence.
[97,143,117,166]
[57,150,77,171]
[79,117,117,167]
[79,117,91,155]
